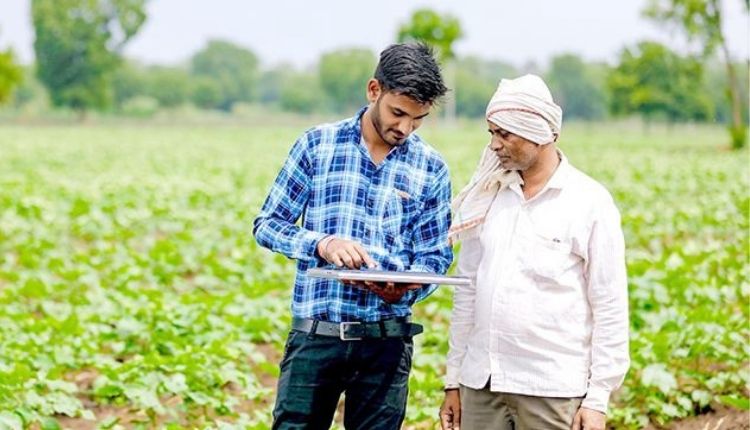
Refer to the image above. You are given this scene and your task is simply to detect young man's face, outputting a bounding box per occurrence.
[487,121,543,171]
[367,79,432,147]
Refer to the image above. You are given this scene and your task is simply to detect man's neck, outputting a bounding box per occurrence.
[361,108,392,164]
[520,147,561,199]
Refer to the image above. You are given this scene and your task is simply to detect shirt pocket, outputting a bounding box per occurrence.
[382,188,423,239]
[517,231,578,283]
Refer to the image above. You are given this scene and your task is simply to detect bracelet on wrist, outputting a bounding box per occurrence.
[318,235,335,260]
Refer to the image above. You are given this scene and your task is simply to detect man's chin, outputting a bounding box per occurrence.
[390,136,407,146]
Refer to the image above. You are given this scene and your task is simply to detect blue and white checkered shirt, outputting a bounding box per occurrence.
[253,107,453,322]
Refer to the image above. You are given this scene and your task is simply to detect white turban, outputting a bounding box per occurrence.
[447,74,562,244]
[486,74,562,145]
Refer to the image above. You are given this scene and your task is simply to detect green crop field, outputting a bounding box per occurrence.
[0,121,747,429]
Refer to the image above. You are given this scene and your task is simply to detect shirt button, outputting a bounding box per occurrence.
[364,229,371,238]
[366,198,374,209]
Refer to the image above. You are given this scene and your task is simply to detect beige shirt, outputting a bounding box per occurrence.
[445,155,630,413]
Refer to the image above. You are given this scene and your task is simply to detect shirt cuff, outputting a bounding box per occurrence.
[582,385,611,414]
[300,231,329,261]
[444,365,460,389]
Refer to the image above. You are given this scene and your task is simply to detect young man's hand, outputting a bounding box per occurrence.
[317,236,376,269]
[344,281,423,303]
[440,389,461,430]
[571,407,605,430]
[365,281,422,303]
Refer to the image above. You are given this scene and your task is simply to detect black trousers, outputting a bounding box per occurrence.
[272,329,414,430]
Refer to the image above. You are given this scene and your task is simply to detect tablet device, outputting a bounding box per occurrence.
[307,268,472,286]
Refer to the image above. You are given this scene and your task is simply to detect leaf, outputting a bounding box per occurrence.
[0,412,23,430]
[40,417,61,430]
[691,390,712,407]
[162,373,188,395]
[123,386,164,414]
[641,363,678,394]
[96,416,120,430]
[660,403,682,418]
[718,394,750,411]
[677,395,693,412]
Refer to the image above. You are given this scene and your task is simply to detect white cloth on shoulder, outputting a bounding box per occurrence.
[447,145,520,245]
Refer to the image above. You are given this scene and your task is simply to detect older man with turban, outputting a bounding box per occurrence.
[439,75,629,430]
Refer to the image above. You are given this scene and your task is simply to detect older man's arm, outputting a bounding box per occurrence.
[582,196,630,414]
[444,235,482,388]
[440,234,482,430]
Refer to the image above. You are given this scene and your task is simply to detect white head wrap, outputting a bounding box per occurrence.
[447,74,562,244]
[486,74,562,145]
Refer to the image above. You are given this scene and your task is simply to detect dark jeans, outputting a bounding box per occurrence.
[272,329,414,430]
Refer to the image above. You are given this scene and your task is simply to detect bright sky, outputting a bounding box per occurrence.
[1,0,747,68]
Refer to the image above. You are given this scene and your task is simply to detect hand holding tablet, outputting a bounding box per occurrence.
[307,268,472,286]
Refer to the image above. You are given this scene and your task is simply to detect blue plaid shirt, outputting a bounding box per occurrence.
[253,108,453,322]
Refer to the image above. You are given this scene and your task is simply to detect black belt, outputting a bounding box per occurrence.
[292,317,423,341]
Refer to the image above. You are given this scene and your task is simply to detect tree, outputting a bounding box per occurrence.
[0,49,22,105]
[142,66,192,108]
[397,9,463,121]
[318,48,375,113]
[644,0,748,148]
[31,0,147,113]
[397,9,462,62]
[257,64,296,106]
[454,59,496,118]
[704,60,749,124]
[546,54,608,120]
[454,56,517,118]
[191,77,222,110]
[280,71,325,114]
[112,60,146,107]
[607,41,713,123]
[190,40,259,111]
[12,65,49,110]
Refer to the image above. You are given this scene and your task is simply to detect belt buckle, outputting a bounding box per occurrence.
[339,321,362,341]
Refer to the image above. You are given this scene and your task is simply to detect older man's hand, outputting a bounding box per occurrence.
[440,389,461,430]
[571,407,605,430]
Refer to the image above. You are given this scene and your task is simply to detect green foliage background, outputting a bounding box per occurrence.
[0,121,747,429]
[0,50,22,104]
[30,0,147,111]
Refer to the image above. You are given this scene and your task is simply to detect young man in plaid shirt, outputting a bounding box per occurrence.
[253,43,452,429]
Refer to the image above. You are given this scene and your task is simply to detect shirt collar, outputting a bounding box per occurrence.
[508,149,571,197]
[345,106,367,140]
[545,149,571,190]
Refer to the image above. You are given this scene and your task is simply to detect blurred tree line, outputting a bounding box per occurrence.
[0,1,747,147]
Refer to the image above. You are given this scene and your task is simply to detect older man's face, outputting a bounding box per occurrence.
[487,121,542,171]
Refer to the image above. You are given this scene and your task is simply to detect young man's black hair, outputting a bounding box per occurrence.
[374,42,448,105]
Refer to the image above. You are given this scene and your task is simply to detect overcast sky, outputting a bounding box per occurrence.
[1,0,747,69]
